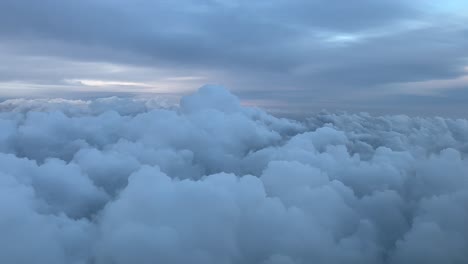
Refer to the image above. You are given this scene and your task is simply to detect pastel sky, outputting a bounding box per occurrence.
[1,0,468,117]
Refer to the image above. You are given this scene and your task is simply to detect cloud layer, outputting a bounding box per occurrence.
[1,1,468,115]
[1,85,468,263]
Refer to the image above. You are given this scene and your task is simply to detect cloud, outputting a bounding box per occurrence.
[1,1,468,116]
[0,85,467,263]
[1,1,468,102]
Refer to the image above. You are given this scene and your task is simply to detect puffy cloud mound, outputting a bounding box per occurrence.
[0,85,467,264]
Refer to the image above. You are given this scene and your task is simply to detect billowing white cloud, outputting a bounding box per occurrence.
[0,85,467,263]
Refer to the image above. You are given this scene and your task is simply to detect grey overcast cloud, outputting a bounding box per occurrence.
[1,1,468,264]
[1,0,468,116]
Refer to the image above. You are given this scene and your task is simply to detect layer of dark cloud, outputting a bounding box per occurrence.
[0,0,416,46]
[0,86,468,263]
[0,1,465,79]
[0,1,467,115]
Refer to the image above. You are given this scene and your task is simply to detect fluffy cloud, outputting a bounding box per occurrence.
[0,85,467,263]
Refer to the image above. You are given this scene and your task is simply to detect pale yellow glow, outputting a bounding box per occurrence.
[67,79,155,88]
[0,50,212,96]
[62,77,207,94]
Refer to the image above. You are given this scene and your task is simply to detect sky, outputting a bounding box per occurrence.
[1,0,468,117]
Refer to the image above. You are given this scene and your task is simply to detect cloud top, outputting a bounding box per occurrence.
[0,86,467,263]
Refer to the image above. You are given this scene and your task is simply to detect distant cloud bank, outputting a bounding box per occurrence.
[0,86,467,263]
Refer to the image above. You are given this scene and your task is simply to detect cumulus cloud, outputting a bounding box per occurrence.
[0,85,467,263]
